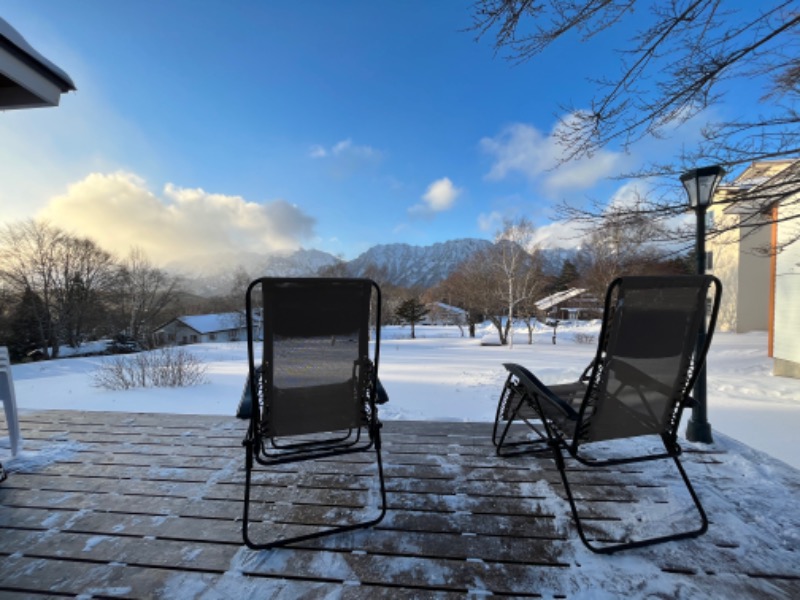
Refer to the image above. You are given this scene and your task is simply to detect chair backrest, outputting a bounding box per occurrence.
[576,275,721,444]
[247,278,379,438]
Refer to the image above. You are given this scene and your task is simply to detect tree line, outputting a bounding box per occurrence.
[0,216,692,360]
[387,217,693,344]
[0,220,188,361]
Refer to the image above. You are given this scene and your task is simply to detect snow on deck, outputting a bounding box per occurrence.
[0,411,797,597]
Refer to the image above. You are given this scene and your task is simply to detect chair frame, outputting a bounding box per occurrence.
[241,277,387,550]
[493,275,722,553]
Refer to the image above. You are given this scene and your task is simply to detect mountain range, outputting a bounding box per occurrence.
[172,238,576,295]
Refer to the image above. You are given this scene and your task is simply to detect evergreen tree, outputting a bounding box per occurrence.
[9,288,49,361]
[553,260,580,292]
[395,298,429,339]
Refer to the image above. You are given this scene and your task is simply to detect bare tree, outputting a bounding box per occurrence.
[515,279,550,344]
[492,218,544,347]
[575,210,666,299]
[53,235,117,347]
[440,250,504,339]
[114,247,181,348]
[439,219,545,345]
[471,0,800,250]
[0,220,119,355]
[0,220,62,356]
[432,269,485,337]
[317,258,349,278]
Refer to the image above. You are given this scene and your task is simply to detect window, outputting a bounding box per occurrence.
[706,251,714,270]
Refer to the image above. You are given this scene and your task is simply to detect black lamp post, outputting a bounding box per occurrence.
[680,165,725,444]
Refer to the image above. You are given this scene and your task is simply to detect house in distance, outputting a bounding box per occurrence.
[154,312,249,346]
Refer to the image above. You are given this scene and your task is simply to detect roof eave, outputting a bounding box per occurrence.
[0,18,76,110]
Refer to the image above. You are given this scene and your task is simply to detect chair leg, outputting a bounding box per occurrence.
[242,426,387,551]
[552,441,708,554]
[494,382,549,457]
[492,373,514,447]
[241,438,256,548]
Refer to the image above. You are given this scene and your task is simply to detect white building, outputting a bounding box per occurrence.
[155,313,249,345]
[772,172,800,378]
[707,160,800,378]
[706,162,782,333]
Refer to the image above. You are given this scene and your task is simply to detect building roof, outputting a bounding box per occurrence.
[716,160,800,216]
[535,288,588,311]
[0,17,76,109]
[166,312,246,335]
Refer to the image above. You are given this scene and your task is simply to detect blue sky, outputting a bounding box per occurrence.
[1,1,740,264]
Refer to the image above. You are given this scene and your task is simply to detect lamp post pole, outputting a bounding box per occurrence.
[681,165,725,444]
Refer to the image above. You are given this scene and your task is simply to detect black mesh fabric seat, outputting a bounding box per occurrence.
[241,277,387,550]
[493,275,722,553]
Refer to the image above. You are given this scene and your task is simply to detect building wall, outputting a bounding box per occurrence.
[157,322,247,345]
[707,208,771,333]
[708,209,741,332]
[157,322,200,345]
[736,214,771,333]
[773,198,800,378]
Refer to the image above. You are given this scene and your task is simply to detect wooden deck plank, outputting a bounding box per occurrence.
[1,410,798,598]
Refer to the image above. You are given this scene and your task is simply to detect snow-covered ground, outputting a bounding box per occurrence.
[3,322,799,470]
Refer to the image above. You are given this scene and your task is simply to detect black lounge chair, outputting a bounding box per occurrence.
[241,277,387,550]
[493,275,722,553]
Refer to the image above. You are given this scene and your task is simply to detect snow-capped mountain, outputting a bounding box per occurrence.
[169,248,341,295]
[345,239,494,288]
[170,239,577,295]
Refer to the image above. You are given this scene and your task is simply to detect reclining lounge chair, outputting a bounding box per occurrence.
[241,277,387,550]
[493,275,722,553]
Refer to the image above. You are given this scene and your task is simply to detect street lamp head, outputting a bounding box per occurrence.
[680,165,726,209]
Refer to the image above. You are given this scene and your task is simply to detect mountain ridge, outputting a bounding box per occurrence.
[173,238,576,295]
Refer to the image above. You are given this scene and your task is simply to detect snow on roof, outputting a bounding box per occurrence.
[535,288,587,311]
[176,312,245,334]
[431,302,468,315]
[0,17,76,91]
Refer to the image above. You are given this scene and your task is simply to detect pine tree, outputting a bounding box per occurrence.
[395,298,429,339]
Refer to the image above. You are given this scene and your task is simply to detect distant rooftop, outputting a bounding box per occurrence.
[172,312,245,334]
[535,288,587,311]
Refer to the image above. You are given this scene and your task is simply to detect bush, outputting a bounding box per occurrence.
[573,332,596,345]
[92,347,208,390]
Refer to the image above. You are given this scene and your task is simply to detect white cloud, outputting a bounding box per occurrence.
[308,138,382,179]
[480,119,624,193]
[409,177,461,216]
[310,138,380,160]
[477,210,503,232]
[36,171,315,265]
[423,177,460,211]
[530,220,589,250]
[0,72,155,223]
[605,181,650,211]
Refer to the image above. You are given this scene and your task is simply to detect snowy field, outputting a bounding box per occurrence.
[4,322,799,470]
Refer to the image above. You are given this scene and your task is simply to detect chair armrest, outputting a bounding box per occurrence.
[503,363,579,421]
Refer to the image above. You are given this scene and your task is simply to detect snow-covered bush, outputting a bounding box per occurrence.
[92,347,208,390]
[573,332,596,345]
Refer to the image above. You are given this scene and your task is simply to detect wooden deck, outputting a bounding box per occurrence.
[1,410,798,598]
